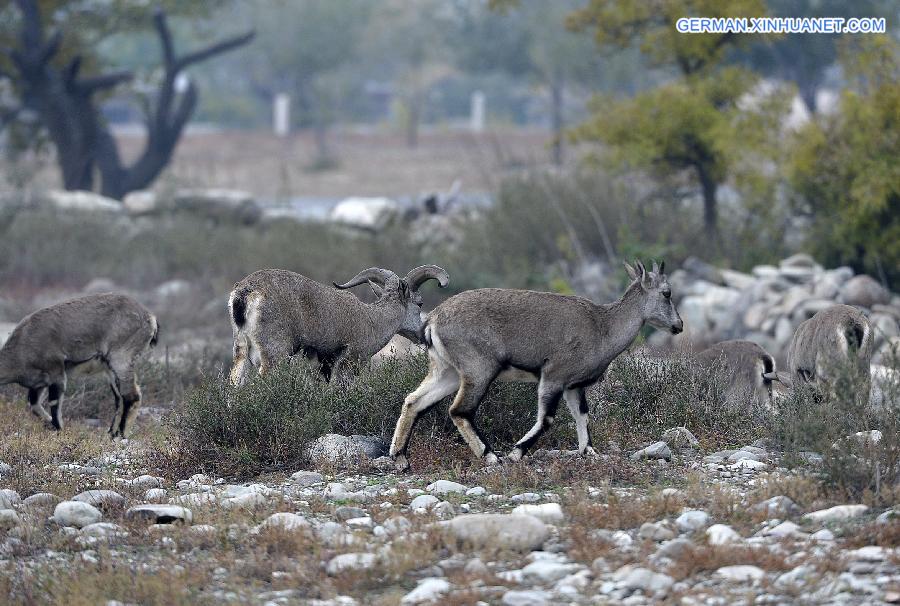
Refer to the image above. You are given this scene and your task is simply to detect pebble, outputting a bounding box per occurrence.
[465,486,487,497]
[511,492,541,504]
[444,513,549,552]
[53,501,103,528]
[803,504,869,523]
[630,441,672,461]
[326,552,377,575]
[501,589,552,606]
[612,565,674,595]
[410,494,439,510]
[511,503,564,525]
[675,509,711,532]
[706,524,742,545]
[715,565,766,582]
[291,470,324,487]
[426,480,467,495]
[254,512,309,533]
[400,578,451,604]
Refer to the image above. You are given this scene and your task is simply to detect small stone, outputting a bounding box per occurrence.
[706,524,741,545]
[125,504,192,525]
[465,486,487,497]
[23,493,59,508]
[53,501,103,528]
[765,521,807,539]
[444,513,549,552]
[630,441,672,461]
[346,516,373,529]
[410,495,439,510]
[511,492,541,504]
[802,504,868,523]
[750,495,800,519]
[401,578,451,605]
[72,490,126,511]
[511,503,564,525]
[519,560,584,584]
[255,512,309,533]
[326,552,377,575]
[810,528,834,541]
[0,489,21,509]
[426,480,467,495]
[501,589,552,606]
[612,565,674,595]
[638,521,676,542]
[0,509,20,530]
[464,557,488,576]
[144,488,167,502]
[661,427,699,449]
[80,522,124,538]
[129,475,163,490]
[675,510,711,533]
[290,470,324,487]
[334,506,367,521]
[432,501,455,518]
[715,565,765,582]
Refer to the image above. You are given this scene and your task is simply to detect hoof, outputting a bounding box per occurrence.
[483,452,500,467]
[393,454,411,472]
[506,447,524,462]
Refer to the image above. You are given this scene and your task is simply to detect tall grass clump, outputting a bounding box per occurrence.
[774,353,900,503]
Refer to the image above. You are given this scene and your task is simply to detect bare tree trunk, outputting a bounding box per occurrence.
[550,76,564,166]
[696,163,719,239]
[4,0,253,200]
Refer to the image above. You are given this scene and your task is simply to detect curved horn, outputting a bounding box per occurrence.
[333,267,399,290]
[404,265,450,291]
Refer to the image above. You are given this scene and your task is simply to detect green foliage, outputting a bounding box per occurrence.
[598,351,769,447]
[570,0,787,240]
[788,35,900,287]
[773,351,900,502]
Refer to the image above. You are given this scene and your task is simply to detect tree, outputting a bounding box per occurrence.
[0,0,253,199]
[788,36,900,288]
[456,0,603,164]
[235,0,370,164]
[568,0,777,239]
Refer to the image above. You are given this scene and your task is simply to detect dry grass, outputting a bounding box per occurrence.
[665,542,790,581]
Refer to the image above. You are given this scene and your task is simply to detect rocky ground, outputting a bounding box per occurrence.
[1,424,897,606]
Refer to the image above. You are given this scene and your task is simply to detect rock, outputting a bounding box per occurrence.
[411,495,439,511]
[750,496,801,519]
[426,480,467,495]
[465,486,486,497]
[727,450,763,462]
[501,589,552,606]
[660,427,699,449]
[443,513,549,552]
[0,489,21,509]
[612,565,674,595]
[335,506,367,521]
[290,470,324,487]
[464,557,488,576]
[432,501,455,518]
[53,501,103,528]
[329,197,399,231]
[306,434,388,467]
[144,488,167,502]
[326,552,377,575]
[511,492,541,504]
[810,528,834,541]
[401,578,451,604]
[706,524,742,545]
[764,521,807,539]
[72,490,126,511]
[172,189,261,225]
[775,565,813,589]
[255,512,310,533]
[683,257,725,284]
[729,459,767,471]
[511,503,564,525]
[346,516,374,529]
[839,275,890,308]
[122,190,157,215]
[846,546,890,562]
[653,537,694,561]
[383,516,412,536]
[125,505,192,525]
[876,509,899,525]
[675,510,711,533]
[47,190,122,213]
[802,504,869,523]
[23,493,60,508]
[80,522,124,538]
[0,509,20,530]
[715,565,766,582]
[638,521,676,542]
[630,441,672,461]
[129,475,163,490]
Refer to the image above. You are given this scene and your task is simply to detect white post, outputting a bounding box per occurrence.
[274,93,290,137]
[470,90,485,133]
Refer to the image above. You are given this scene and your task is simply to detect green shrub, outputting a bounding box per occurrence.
[596,351,769,448]
[773,353,900,502]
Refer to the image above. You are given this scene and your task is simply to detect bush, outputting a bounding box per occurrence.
[773,353,900,502]
[596,351,770,448]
